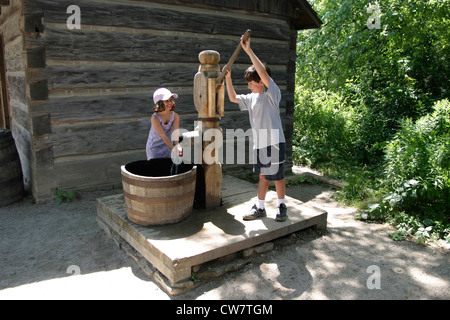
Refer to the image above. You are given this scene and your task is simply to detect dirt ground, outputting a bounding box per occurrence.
[0,170,448,300]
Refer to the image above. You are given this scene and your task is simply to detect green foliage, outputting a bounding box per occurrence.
[293,0,449,243]
[55,190,75,205]
[356,100,450,242]
[334,168,379,206]
[293,87,352,167]
[298,0,449,99]
[287,175,320,186]
[384,99,450,191]
[297,0,449,164]
[364,100,450,242]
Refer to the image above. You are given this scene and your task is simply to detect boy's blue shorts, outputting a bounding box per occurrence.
[253,143,286,181]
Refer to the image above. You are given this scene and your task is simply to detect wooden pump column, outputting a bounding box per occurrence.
[193,50,225,209]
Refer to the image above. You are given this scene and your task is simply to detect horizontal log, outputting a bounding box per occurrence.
[51,118,150,158]
[52,149,145,191]
[6,74,27,104]
[28,63,287,91]
[5,38,27,72]
[40,26,291,65]
[30,85,290,123]
[31,93,198,123]
[133,0,295,18]
[23,0,291,41]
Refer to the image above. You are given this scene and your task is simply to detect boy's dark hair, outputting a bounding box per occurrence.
[153,100,176,113]
[244,63,271,83]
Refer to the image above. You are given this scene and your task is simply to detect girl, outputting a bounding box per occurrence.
[146,88,183,160]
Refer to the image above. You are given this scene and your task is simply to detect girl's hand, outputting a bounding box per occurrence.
[171,144,183,164]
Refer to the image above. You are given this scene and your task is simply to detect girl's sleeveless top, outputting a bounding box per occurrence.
[146,112,175,160]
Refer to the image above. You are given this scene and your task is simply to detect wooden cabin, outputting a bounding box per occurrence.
[0,0,321,202]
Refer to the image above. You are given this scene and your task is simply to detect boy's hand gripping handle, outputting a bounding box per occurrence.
[216,29,252,90]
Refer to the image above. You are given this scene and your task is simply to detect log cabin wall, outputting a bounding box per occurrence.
[0,0,33,191]
[17,0,320,202]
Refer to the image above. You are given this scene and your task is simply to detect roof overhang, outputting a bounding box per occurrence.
[288,0,322,30]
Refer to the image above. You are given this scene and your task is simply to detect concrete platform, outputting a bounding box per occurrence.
[97,175,327,289]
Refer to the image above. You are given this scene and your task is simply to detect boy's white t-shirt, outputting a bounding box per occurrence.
[237,77,286,149]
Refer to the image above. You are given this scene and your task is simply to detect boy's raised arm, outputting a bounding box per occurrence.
[241,36,270,88]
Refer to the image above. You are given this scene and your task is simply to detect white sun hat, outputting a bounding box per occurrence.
[153,88,179,104]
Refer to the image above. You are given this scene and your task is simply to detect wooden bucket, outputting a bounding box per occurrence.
[121,159,197,226]
[0,130,24,207]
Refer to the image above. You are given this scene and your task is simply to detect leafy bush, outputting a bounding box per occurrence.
[293,87,352,167]
[55,189,76,205]
[343,79,428,166]
[293,87,381,205]
[362,99,450,242]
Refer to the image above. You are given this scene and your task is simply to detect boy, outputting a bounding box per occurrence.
[223,35,287,222]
